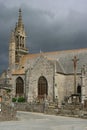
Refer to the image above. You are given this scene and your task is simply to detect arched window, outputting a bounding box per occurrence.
[16,77,24,96]
[38,76,48,98]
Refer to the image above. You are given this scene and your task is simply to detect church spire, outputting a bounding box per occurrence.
[9,9,28,65]
[18,8,23,28]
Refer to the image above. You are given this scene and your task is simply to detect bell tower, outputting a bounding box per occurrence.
[9,9,28,71]
[14,8,28,63]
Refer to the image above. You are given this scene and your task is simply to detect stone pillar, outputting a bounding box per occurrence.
[81,75,85,104]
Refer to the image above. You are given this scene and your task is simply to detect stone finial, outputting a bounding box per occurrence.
[18,8,23,28]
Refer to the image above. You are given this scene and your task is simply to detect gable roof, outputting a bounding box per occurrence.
[13,48,87,75]
[57,50,87,74]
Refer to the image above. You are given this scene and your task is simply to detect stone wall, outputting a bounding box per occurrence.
[14,102,44,113]
[0,88,17,121]
[55,73,81,105]
[26,55,55,102]
[65,74,81,95]
[55,73,65,104]
[0,103,16,121]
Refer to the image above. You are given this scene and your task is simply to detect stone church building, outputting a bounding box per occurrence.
[1,9,87,105]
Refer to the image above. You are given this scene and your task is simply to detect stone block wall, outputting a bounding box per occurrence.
[14,102,44,113]
[26,55,55,102]
[0,103,16,121]
[55,73,81,105]
[55,73,66,104]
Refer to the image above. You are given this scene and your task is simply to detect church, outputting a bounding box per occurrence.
[1,9,87,105]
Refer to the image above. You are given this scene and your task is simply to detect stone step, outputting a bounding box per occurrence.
[48,102,57,109]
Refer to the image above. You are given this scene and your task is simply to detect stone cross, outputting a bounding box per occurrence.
[72,56,79,94]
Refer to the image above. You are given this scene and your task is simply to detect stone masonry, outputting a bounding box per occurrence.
[25,55,55,102]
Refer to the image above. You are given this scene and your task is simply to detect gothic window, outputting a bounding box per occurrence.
[38,76,48,98]
[16,77,24,96]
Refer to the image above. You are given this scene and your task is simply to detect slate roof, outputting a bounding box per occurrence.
[57,50,87,74]
[13,48,87,75]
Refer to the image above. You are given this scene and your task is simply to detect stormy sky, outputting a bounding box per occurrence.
[0,0,87,73]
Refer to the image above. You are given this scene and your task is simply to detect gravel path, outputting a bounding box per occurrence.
[0,111,87,130]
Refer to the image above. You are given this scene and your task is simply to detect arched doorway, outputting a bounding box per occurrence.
[77,84,81,95]
[77,84,81,102]
[16,77,24,96]
[38,76,48,99]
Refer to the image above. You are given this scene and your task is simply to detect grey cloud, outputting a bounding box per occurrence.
[25,7,87,52]
[0,1,87,73]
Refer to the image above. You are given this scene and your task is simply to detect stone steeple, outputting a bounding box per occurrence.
[18,8,23,28]
[9,9,29,72]
[15,8,25,34]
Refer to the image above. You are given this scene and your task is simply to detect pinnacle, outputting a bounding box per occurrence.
[18,8,23,28]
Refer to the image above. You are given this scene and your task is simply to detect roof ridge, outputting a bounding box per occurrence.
[25,48,87,56]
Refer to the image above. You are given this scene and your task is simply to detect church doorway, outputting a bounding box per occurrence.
[16,77,24,96]
[38,76,48,99]
[77,84,81,102]
[77,84,81,95]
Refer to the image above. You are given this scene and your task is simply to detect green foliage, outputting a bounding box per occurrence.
[12,97,26,102]
[17,97,25,102]
[12,97,17,102]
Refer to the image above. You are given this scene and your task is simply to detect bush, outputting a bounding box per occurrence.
[12,97,26,103]
[17,97,25,102]
[12,97,17,102]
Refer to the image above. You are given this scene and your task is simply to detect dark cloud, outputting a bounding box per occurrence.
[26,7,87,52]
[0,1,87,73]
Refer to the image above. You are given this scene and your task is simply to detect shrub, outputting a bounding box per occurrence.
[12,97,17,102]
[17,97,25,102]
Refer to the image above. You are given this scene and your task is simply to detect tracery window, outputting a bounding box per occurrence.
[16,77,24,96]
[38,76,48,98]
